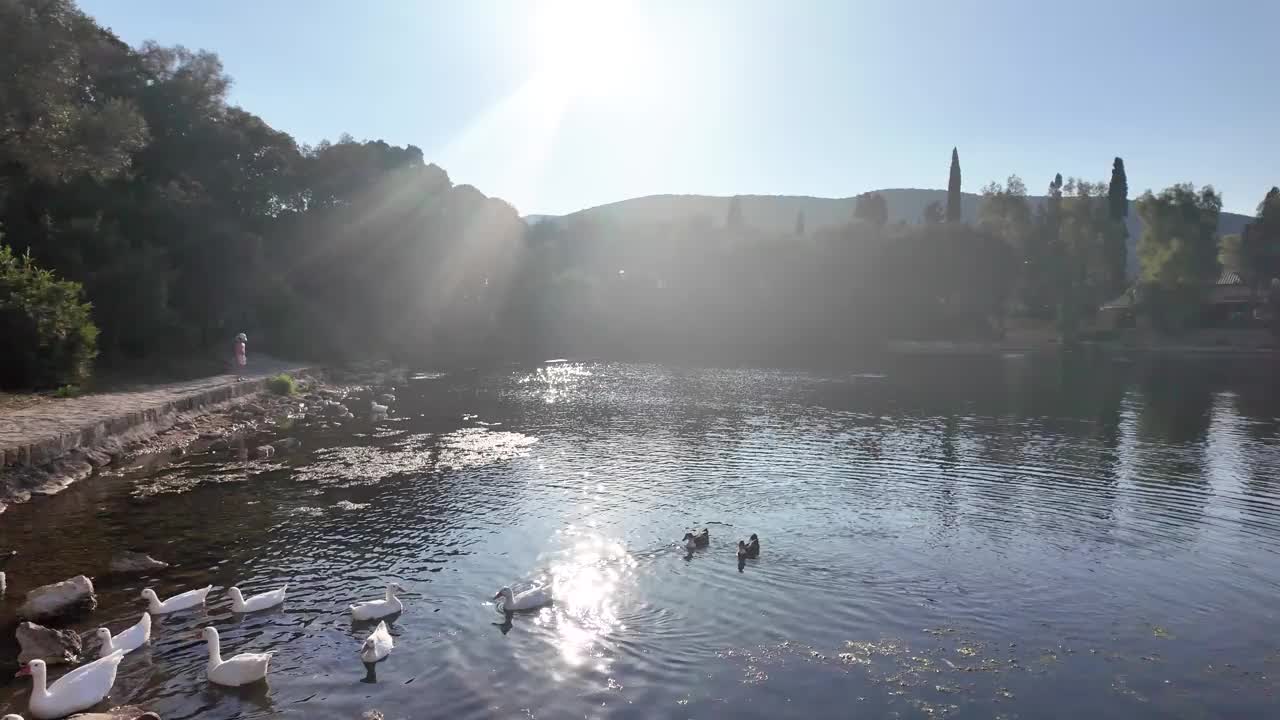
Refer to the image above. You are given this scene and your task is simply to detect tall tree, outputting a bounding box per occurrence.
[0,0,147,200]
[854,192,888,229]
[1136,183,1223,330]
[794,210,805,236]
[946,147,962,223]
[1108,158,1129,221]
[726,196,744,230]
[1103,157,1130,297]
[1241,186,1280,291]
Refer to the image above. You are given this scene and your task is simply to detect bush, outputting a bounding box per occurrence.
[0,244,99,389]
[267,372,297,396]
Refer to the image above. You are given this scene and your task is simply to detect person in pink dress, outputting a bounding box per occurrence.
[234,332,247,380]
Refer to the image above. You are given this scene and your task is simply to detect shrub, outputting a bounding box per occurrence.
[267,372,297,396]
[0,244,99,389]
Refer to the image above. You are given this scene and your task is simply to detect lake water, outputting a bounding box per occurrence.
[2,356,1279,719]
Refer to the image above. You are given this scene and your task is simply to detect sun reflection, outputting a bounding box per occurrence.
[517,362,593,404]
[540,528,634,671]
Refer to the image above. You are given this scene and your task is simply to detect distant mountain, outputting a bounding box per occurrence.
[527,190,1253,278]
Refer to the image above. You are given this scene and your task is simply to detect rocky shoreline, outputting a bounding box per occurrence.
[0,366,406,515]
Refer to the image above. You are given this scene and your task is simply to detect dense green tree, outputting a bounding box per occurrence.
[854,192,888,229]
[1241,186,1280,291]
[946,147,962,223]
[1136,183,1223,330]
[0,0,147,197]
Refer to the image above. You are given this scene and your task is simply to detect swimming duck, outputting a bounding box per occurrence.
[200,627,272,686]
[683,529,710,551]
[228,584,288,613]
[96,612,151,657]
[370,400,388,415]
[737,540,749,560]
[493,585,553,612]
[141,585,212,614]
[18,651,126,719]
[359,620,394,663]
[745,533,760,558]
[350,583,405,621]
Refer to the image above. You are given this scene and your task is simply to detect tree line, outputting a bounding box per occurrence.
[1,0,1277,388]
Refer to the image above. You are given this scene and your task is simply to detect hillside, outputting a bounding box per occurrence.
[529,190,1252,277]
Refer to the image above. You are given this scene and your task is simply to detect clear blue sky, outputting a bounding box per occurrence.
[79,0,1277,216]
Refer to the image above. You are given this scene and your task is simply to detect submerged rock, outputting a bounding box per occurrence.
[17,575,97,621]
[110,551,170,575]
[16,621,82,665]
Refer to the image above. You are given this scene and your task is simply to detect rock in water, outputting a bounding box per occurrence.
[16,621,82,665]
[269,437,301,454]
[17,575,97,621]
[110,551,170,575]
[254,445,275,459]
[377,393,396,405]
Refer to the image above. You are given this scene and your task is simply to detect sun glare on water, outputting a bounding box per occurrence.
[532,0,657,103]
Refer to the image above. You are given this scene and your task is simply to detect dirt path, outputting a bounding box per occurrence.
[0,358,309,469]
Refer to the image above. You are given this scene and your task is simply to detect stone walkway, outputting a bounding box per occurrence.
[0,359,311,468]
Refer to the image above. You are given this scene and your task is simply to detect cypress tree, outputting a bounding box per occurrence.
[1108,157,1128,221]
[946,147,962,223]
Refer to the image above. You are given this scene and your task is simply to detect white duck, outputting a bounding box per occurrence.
[493,585,553,612]
[350,583,404,621]
[96,612,151,657]
[228,584,288,613]
[370,400,388,415]
[359,620,394,663]
[141,585,212,614]
[200,627,272,686]
[19,651,125,720]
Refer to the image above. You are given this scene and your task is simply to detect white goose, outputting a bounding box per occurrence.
[350,583,404,621]
[493,585,553,612]
[141,585,212,614]
[200,627,272,686]
[96,612,152,657]
[228,584,288,613]
[359,620,394,663]
[19,651,125,720]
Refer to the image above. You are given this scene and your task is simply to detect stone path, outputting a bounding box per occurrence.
[0,358,311,468]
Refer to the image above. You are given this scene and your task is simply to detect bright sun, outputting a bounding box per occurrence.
[532,0,656,102]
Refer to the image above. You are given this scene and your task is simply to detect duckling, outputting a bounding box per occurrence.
[737,541,748,560]
[745,533,760,558]
[693,528,710,547]
[682,533,697,552]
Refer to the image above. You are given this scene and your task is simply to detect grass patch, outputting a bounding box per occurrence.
[54,384,84,398]
[267,373,298,396]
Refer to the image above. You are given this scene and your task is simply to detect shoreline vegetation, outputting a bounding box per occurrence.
[2,0,1279,396]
